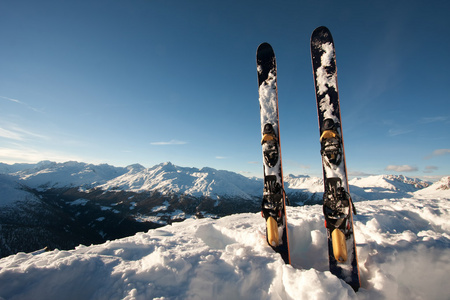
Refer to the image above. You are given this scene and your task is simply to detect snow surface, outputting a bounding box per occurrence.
[1,191,449,300]
[0,174,39,206]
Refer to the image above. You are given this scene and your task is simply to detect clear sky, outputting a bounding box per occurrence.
[1,0,449,181]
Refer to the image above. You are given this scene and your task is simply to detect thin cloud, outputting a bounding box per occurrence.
[215,156,227,159]
[0,125,48,141]
[388,128,413,137]
[424,166,438,173]
[0,146,82,164]
[385,165,418,172]
[420,116,448,124]
[0,127,24,141]
[150,140,187,145]
[348,170,374,177]
[424,149,450,160]
[0,96,42,113]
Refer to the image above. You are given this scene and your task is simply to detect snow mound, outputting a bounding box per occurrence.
[1,195,449,300]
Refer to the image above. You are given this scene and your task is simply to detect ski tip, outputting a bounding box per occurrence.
[257,42,272,49]
[311,26,333,44]
[312,26,330,35]
[257,42,274,55]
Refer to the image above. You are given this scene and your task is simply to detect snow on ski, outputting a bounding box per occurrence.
[311,26,361,291]
[256,42,290,264]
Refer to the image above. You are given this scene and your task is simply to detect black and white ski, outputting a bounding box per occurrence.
[310,26,361,291]
[256,42,290,264]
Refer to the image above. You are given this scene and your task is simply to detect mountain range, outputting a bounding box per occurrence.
[0,160,448,258]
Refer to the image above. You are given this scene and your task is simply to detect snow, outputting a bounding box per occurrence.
[69,198,89,206]
[316,42,339,126]
[98,162,261,200]
[3,161,439,204]
[1,191,449,300]
[152,201,169,212]
[12,161,128,189]
[414,176,450,197]
[0,174,39,206]
[317,43,337,94]
[258,67,278,135]
[284,174,323,193]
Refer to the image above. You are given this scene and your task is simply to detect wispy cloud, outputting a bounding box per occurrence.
[0,127,24,141]
[424,149,450,160]
[0,124,48,142]
[150,140,187,146]
[388,128,413,137]
[215,156,227,159]
[420,116,448,124]
[348,170,374,177]
[423,166,438,173]
[0,146,82,164]
[0,96,42,113]
[385,165,418,172]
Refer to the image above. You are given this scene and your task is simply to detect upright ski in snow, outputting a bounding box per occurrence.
[256,42,290,264]
[310,26,361,291]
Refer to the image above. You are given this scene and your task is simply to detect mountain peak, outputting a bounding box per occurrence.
[415,176,450,197]
[156,161,178,172]
[436,176,450,190]
[126,164,146,172]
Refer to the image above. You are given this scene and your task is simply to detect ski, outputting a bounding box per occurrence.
[310,26,361,291]
[256,42,290,264]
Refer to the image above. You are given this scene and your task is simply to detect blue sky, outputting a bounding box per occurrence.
[0,0,449,181]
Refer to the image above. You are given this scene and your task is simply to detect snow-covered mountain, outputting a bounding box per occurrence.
[414,176,450,197]
[99,162,262,200]
[1,161,434,201]
[1,192,449,300]
[284,174,324,193]
[0,173,39,206]
[10,160,128,189]
[348,175,431,201]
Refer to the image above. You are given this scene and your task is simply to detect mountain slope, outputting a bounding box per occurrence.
[414,176,450,197]
[1,161,434,202]
[99,162,261,199]
[0,174,39,206]
[349,175,431,201]
[12,161,128,189]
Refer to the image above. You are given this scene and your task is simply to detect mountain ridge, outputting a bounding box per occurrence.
[0,160,436,199]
